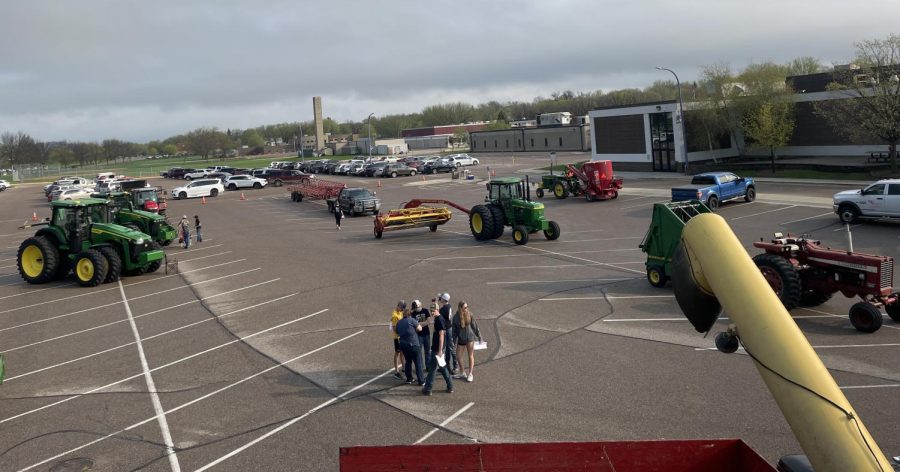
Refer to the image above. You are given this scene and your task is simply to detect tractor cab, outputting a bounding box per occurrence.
[131,188,165,214]
[50,200,112,251]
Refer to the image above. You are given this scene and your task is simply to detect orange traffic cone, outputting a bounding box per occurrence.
[202,196,207,205]
[32,212,38,222]
[377,180,382,188]
[240,192,246,201]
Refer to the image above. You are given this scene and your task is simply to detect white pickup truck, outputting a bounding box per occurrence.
[833,179,900,223]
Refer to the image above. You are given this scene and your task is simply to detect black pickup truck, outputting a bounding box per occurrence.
[326,187,382,216]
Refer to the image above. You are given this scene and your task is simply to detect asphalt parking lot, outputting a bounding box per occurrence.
[0,152,898,471]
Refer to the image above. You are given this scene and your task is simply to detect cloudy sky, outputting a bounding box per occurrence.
[1,0,897,143]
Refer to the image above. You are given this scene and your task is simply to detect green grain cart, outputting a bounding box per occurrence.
[18,199,165,287]
[639,200,711,287]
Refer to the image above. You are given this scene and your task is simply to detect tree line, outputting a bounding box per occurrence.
[2,35,898,172]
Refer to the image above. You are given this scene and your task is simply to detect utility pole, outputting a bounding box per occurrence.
[367,113,375,160]
[656,66,690,174]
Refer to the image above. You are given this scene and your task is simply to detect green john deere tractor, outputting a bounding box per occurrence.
[17,198,165,287]
[469,176,561,245]
[95,191,178,246]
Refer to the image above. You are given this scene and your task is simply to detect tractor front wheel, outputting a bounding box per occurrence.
[74,249,109,287]
[98,246,122,283]
[553,182,567,199]
[753,253,801,310]
[512,225,529,245]
[647,266,667,288]
[885,297,900,322]
[469,205,495,241]
[536,188,544,198]
[543,221,560,240]
[17,236,60,284]
[849,302,883,333]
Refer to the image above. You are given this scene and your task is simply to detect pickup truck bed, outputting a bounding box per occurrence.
[671,172,755,211]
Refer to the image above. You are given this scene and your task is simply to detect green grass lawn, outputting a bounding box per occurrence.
[537,160,588,172]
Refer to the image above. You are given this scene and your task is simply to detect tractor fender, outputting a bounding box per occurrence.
[35,227,65,248]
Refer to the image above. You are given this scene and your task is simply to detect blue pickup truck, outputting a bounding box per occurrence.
[671,172,756,211]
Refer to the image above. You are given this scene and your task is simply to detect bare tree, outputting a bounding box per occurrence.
[814,34,900,172]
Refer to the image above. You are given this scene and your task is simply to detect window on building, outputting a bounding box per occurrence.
[530,138,534,147]
[544,138,548,147]
[559,137,563,146]
[506,139,509,147]
[484,140,487,148]
[517,139,521,147]
[494,140,497,148]
[472,140,476,149]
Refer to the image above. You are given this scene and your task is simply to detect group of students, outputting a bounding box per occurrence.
[177,215,202,249]
[391,292,482,396]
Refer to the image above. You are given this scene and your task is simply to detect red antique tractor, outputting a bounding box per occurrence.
[536,160,623,201]
[752,233,899,332]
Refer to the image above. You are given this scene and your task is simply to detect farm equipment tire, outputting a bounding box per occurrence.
[253,182,262,189]
[849,302,883,333]
[838,205,858,224]
[553,182,567,199]
[488,204,505,239]
[715,332,739,353]
[885,297,900,322]
[74,249,108,287]
[469,205,495,241]
[17,236,60,284]
[98,246,122,283]
[799,289,833,307]
[429,224,438,232]
[536,188,544,198]
[647,265,667,288]
[586,192,595,202]
[745,187,756,202]
[753,253,801,310]
[327,201,334,212]
[707,195,720,211]
[512,225,529,245]
[611,191,618,199]
[544,221,561,241]
[145,241,163,274]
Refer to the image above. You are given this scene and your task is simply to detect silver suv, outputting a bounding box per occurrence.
[833,179,900,223]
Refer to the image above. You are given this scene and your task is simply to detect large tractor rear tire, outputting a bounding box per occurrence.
[17,236,60,284]
[512,225,529,245]
[543,221,561,240]
[487,204,505,239]
[798,289,833,308]
[849,302,883,333]
[145,241,163,274]
[885,298,900,322]
[553,182,567,199]
[753,253,801,310]
[74,249,108,287]
[469,205,495,241]
[98,246,122,283]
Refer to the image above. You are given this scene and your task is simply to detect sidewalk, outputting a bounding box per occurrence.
[517,168,870,187]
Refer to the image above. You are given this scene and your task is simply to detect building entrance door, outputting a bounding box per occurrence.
[649,112,675,172]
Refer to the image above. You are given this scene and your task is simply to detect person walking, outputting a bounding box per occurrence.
[390,300,406,379]
[423,302,453,396]
[179,215,191,249]
[395,308,424,385]
[437,293,459,374]
[452,300,482,383]
[334,205,344,230]
[193,215,202,243]
[411,300,431,371]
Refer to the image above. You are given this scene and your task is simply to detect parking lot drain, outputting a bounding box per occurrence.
[50,457,93,471]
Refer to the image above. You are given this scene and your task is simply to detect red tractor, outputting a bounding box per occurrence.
[753,233,899,332]
[536,160,623,201]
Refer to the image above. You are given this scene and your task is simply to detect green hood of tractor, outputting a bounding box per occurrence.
[119,208,164,222]
[512,200,545,211]
[90,222,151,242]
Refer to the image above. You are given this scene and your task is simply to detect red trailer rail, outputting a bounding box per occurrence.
[340,440,775,472]
[288,178,346,202]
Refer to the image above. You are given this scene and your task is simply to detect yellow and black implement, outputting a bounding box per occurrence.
[373,206,453,239]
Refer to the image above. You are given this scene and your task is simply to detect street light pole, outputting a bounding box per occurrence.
[367,113,375,160]
[656,66,689,174]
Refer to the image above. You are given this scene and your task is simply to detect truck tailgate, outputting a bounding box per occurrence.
[671,186,704,201]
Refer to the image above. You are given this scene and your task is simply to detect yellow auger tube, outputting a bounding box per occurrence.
[680,214,890,472]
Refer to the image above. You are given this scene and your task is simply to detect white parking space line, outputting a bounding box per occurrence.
[488,277,639,285]
[541,295,674,301]
[619,195,659,202]
[1,299,313,424]
[799,307,900,330]
[833,224,862,232]
[118,281,181,472]
[414,402,475,444]
[694,342,900,351]
[0,264,15,269]
[0,259,247,316]
[728,205,797,221]
[563,248,643,255]
[194,366,391,472]
[363,236,474,247]
[386,245,492,253]
[170,251,232,263]
[0,267,260,333]
[605,314,837,322]
[423,253,546,261]
[620,199,668,210]
[163,243,223,253]
[780,212,835,225]
[0,257,14,262]
[0,281,76,300]
[841,384,900,390]
[449,262,644,272]
[547,237,643,243]
[4,278,279,354]
[17,329,361,472]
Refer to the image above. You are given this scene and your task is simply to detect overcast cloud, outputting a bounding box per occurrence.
[1,0,897,142]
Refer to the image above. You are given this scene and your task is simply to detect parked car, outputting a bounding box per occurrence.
[833,179,900,223]
[183,169,210,180]
[55,188,95,201]
[443,153,480,167]
[219,167,250,175]
[364,162,388,177]
[378,163,417,178]
[0,179,8,191]
[164,168,193,179]
[670,172,756,211]
[265,169,313,187]
[308,160,331,174]
[205,171,232,182]
[171,179,225,199]
[423,159,456,174]
[224,175,268,190]
[250,168,271,178]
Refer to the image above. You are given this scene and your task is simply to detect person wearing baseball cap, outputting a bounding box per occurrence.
[410,300,431,369]
[390,300,407,379]
[437,293,459,374]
